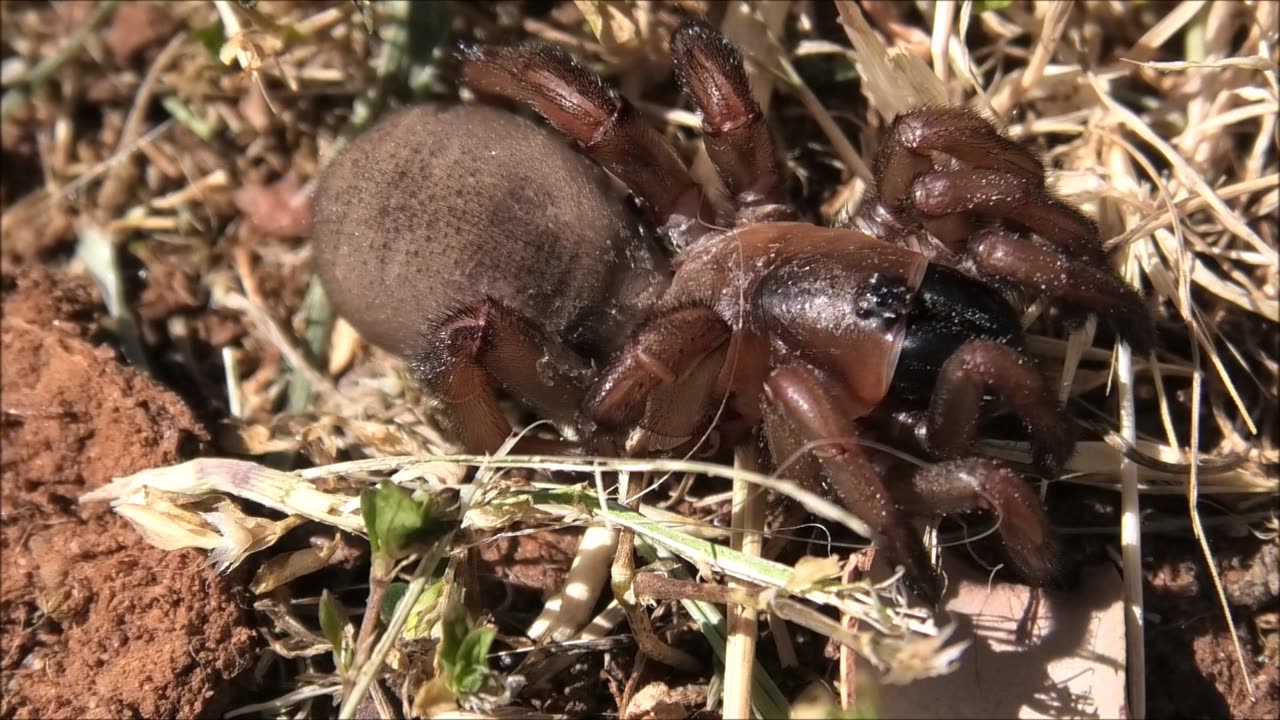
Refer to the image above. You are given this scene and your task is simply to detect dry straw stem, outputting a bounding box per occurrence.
[988,2,1072,119]
[1095,3,1274,706]
[0,0,120,120]
[701,6,793,715]
[724,444,766,720]
[1115,339,1146,716]
[211,279,340,401]
[97,32,188,216]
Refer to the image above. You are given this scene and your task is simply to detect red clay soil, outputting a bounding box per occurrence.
[1145,535,1279,720]
[0,267,256,719]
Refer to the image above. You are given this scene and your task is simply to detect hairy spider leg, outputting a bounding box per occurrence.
[894,458,1059,585]
[763,362,942,606]
[871,107,1103,262]
[927,339,1074,473]
[460,42,709,248]
[580,305,731,450]
[411,298,593,454]
[670,19,789,219]
[865,107,1153,349]
[968,229,1154,352]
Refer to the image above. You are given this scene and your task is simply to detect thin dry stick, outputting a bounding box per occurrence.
[723,444,765,719]
[1087,75,1275,262]
[611,471,700,675]
[837,550,875,711]
[0,0,120,120]
[612,524,700,674]
[338,552,439,720]
[769,46,871,184]
[1117,341,1145,719]
[215,289,339,398]
[1187,329,1256,698]
[99,32,187,215]
[989,1,1072,118]
[1108,175,1278,253]
[1121,0,1210,63]
[212,0,279,115]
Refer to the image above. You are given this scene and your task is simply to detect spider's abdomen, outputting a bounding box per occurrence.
[311,104,669,361]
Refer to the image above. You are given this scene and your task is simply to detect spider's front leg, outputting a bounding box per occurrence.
[577,304,734,675]
[869,107,1097,260]
[865,107,1153,349]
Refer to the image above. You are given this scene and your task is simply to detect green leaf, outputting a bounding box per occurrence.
[191,24,226,59]
[974,0,1013,12]
[437,613,466,678]
[406,579,446,640]
[379,577,445,636]
[319,590,351,671]
[436,614,495,697]
[361,481,441,561]
[453,627,495,694]
[380,582,408,624]
[360,488,381,555]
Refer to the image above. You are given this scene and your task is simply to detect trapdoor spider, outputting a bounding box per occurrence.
[311,20,1152,604]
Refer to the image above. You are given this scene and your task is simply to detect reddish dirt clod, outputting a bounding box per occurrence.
[0,267,256,719]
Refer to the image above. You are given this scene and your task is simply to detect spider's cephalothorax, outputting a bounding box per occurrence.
[311,19,1152,605]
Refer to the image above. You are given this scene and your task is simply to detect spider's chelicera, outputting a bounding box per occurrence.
[312,19,1153,605]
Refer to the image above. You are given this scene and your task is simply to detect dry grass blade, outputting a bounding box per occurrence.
[212,285,339,400]
[1122,0,1210,62]
[835,0,946,118]
[0,0,120,120]
[1185,341,1256,701]
[988,1,1071,118]
[764,36,870,183]
[1087,75,1276,262]
[928,0,954,87]
[723,444,765,719]
[1116,341,1146,717]
[525,524,618,644]
[97,32,186,216]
